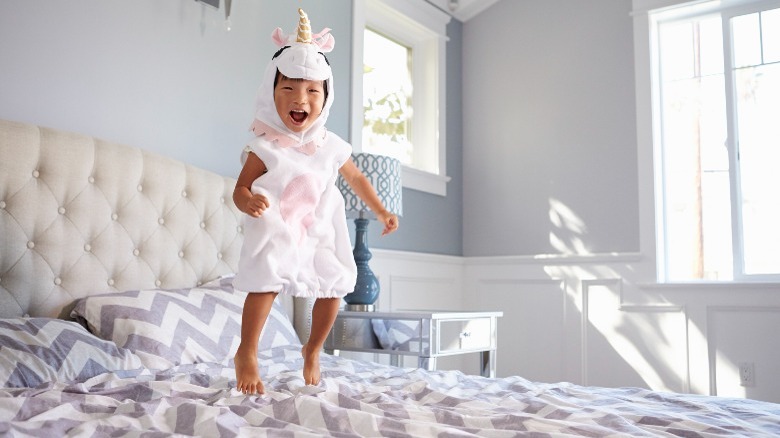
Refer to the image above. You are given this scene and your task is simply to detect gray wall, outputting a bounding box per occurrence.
[0,0,463,256]
[462,0,640,257]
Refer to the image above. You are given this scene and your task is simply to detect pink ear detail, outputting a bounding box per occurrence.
[314,32,335,53]
[271,28,288,47]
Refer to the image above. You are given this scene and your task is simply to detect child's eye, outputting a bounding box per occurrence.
[309,89,320,93]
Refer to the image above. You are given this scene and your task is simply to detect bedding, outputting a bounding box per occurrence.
[4,119,780,436]
[2,344,780,436]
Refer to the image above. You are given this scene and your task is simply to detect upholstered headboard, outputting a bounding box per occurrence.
[0,119,309,338]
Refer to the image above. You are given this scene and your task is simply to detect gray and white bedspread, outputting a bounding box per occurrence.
[2,346,779,437]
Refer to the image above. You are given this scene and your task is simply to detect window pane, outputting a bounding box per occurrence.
[699,18,724,77]
[660,22,694,81]
[735,63,780,274]
[659,19,732,281]
[732,13,762,68]
[362,28,413,165]
[763,8,780,64]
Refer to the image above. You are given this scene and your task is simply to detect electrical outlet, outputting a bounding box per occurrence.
[739,362,755,387]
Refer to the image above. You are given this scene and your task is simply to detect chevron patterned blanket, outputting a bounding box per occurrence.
[2,276,780,436]
[2,343,780,436]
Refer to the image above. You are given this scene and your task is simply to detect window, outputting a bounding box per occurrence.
[651,0,780,281]
[362,29,413,165]
[352,0,451,195]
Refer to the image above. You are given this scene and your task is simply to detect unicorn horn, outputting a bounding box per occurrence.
[296,8,312,43]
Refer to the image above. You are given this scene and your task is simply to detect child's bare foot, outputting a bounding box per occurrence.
[301,343,321,385]
[235,348,264,394]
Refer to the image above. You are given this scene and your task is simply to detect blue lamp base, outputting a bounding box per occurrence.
[343,217,379,310]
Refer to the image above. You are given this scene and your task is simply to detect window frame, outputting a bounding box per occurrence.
[351,0,451,196]
[633,0,780,282]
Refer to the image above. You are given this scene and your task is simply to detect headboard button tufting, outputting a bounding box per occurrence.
[0,119,244,320]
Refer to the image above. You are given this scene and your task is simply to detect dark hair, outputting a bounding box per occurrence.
[273,69,329,105]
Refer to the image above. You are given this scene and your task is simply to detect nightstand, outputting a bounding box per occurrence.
[324,310,503,377]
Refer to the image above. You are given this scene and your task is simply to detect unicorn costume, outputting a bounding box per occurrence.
[233,9,357,297]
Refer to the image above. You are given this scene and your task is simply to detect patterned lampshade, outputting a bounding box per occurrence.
[338,153,403,219]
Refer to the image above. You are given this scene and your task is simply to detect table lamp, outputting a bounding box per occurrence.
[337,153,402,311]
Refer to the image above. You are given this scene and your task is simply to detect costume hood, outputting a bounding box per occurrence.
[251,9,335,153]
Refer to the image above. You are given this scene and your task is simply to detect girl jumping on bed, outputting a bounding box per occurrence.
[232,9,398,395]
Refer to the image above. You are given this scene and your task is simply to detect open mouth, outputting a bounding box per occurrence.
[290,110,309,124]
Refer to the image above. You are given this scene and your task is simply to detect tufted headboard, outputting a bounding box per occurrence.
[0,119,310,338]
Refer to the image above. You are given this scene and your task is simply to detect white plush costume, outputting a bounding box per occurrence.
[233,9,357,297]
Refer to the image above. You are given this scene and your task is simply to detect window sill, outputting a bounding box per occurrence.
[637,281,780,290]
[402,165,450,196]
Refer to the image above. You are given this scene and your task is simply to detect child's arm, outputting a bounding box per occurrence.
[339,158,399,236]
[234,152,270,217]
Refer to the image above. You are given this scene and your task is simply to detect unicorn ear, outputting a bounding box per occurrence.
[316,33,335,53]
[271,27,288,47]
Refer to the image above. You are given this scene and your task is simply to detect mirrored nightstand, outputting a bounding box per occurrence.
[324,310,503,377]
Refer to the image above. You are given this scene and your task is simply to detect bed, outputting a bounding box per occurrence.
[2,118,780,437]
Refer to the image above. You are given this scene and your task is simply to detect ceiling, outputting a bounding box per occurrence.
[426,0,502,22]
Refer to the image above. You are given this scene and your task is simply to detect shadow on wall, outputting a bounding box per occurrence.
[543,198,690,393]
[548,198,589,255]
[542,197,764,399]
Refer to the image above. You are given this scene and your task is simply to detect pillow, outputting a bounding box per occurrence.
[0,318,145,388]
[70,276,301,369]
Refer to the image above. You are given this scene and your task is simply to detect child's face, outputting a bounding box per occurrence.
[274,75,326,133]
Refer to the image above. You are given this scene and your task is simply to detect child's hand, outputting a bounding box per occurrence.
[377,210,399,236]
[245,194,270,217]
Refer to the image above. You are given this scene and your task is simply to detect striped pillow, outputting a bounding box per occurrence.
[0,318,144,388]
[70,276,300,369]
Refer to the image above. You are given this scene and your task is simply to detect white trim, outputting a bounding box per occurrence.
[371,248,463,266]
[425,0,501,22]
[402,165,451,196]
[466,252,645,266]
[632,0,776,15]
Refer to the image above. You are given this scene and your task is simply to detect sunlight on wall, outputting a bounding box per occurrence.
[716,352,747,398]
[548,198,589,254]
[545,262,694,392]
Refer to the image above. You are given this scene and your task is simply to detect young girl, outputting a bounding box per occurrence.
[232,9,398,395]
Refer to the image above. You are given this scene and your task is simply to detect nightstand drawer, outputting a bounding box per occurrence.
[438,317,492,353]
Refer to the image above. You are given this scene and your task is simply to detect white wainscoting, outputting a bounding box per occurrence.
[366,249,780,403]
